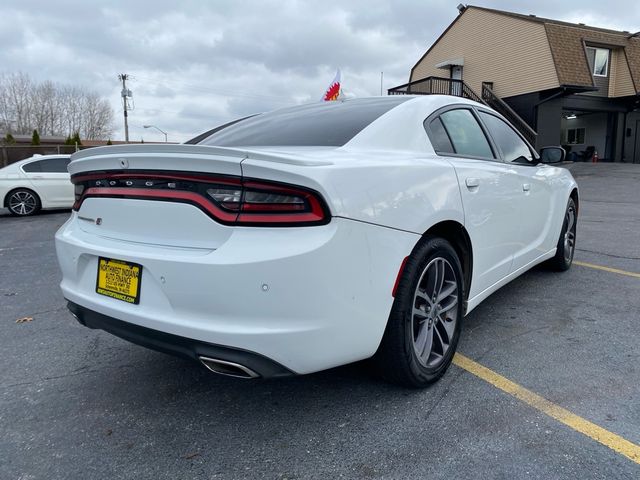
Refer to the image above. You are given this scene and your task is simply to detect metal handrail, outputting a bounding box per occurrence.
[388,76,537,146]
[481,85,537,146]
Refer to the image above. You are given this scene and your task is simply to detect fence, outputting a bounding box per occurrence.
[0,145,90,168]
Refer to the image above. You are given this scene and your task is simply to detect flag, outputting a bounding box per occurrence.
[321,69,341,101]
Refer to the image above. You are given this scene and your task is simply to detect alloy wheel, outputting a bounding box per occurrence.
[411,257,459,368]
[563,205,576,263]
[9,191,38,216]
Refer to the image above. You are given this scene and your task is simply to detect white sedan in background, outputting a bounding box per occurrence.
[1,154,73,216]
[56,96,577,387]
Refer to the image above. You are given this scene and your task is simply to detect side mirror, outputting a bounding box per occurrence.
[539,146,566,164]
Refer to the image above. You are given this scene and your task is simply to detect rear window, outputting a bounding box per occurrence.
[198,97,411,147]
[21,161,42,173]
[427,118,455,154]
[22,158,70,173]
[40,158,71,173]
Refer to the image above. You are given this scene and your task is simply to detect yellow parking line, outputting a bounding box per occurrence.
[574,260,640,279]
[453,353,640,465]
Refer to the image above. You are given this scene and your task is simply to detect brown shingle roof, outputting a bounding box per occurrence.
[468,5,634,36]
[544,23,596,87]
[467,5,640,93]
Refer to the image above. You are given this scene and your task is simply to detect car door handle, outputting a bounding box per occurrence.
[32,175,44,179]
[465,178,479,189]
[522,183,531,192]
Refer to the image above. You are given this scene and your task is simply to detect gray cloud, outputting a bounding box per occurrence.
[2,0,639,142]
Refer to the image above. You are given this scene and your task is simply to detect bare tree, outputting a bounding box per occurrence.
[0,72,114,139]
[81,92,113,139]
[32,80,56,134]
[0,72,32,133]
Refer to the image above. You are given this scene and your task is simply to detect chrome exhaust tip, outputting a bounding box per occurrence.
[199,356,260,379]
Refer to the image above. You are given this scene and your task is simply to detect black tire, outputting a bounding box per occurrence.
[6,188,41,216]
[546,197,577,271]
[375,236,464,388]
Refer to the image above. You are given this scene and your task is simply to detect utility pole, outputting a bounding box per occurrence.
[380,72,384,96]
[118,74,132,142]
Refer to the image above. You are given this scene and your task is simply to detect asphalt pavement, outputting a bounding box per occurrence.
[1,162,639,479]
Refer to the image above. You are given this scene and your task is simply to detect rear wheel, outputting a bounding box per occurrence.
[375,236,464,388]
[546,197,577,271]
[7,189,41,216]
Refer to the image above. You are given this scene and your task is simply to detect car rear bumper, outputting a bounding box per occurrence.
[56,212,419,374]
[66,301,294,378]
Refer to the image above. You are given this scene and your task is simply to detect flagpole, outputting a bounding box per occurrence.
[380,72,384,96]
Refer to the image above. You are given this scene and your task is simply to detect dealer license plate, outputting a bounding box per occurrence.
[96,257,142,304]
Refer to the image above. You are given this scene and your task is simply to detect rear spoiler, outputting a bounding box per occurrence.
[70,144,332,172]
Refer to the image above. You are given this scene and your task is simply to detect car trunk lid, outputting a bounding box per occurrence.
[69,144,334,249]
[68,144,247,177]
[70,144,247,249]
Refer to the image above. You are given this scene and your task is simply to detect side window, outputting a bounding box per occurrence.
[438,109,494,159]
[38,158,71,173]
[22,161,43,173]
[426,117,454,154]
[478,112,533,164]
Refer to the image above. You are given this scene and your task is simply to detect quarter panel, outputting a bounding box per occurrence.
[242,155,464,234]
[22,171,54,207]
[37,172,73,207]
[1,177,47,207]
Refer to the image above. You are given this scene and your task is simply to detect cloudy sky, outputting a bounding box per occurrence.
[2,0,639,142]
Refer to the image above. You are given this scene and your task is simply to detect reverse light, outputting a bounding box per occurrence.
[243,191,305,209]
[206,187,242,211]
[73,184,85,210]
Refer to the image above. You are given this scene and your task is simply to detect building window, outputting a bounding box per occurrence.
[586,47,609,77]
[566,127,586,145]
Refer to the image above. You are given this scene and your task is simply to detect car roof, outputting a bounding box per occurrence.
[17,154,71,164]
[343,95,483,152]
[24,154,71,160]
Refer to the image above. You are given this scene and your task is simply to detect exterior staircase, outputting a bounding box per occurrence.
[388,76,537,146]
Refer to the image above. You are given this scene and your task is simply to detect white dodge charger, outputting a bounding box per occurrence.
[55,96,578,387]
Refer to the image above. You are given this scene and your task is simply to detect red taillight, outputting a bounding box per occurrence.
[71,172,330,226]
[236,181,326,224]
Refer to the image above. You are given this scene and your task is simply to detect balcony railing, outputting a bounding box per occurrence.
[388,76,483,103]
[388,76,537,146]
